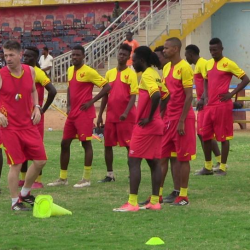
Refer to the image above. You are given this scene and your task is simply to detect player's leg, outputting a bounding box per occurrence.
[163,157,181,203]
[139,157,168,206]
[19,161,28,187]
[211,139,222,172]
[32,117,45,188]
[214,105,233,176]
[99,122,116,182]
[171,118,195,206]
[8,163,30,210]
[113,156,142,212]
[196,108,214,175]
[144,158,162,210]
[18,128,47,208]
[47,138,73,186]
[73,140,93,187]
[48,118,76,186]
[215,140,229,176]
[171,160,190,206]
[0,149,3,193]
[113,133,144,212]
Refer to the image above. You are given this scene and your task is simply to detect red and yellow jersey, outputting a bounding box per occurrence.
[133,67,164,135]
[67,64,107,118]
[205,57,245,106]
[105,67,138,123]
[0,65,34,130]
[194,57,207,100]
[163,59,195,120]
[34,66,50,107]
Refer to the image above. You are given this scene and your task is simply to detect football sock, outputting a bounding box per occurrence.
[159,187,163,196]
[60,170,68,180]
[21,187,31,197]
[20,172,26,181]
[180,188,188,197]
[35,175,42,183]
[107,171,114,178]
[12,197,19,206]
[205,161,213,170]
[216,155,221,164]
[219,163,226,172]
[128,194,138,206]
[83,166,92,180]
[150,195,159,205]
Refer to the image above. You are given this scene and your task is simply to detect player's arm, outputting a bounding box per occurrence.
[41,57,53,72]
[42,66,52,72]
[80,69,111,110]
[67,87,70,115]
[160,95,170,118]
[138,91,161,127]
[220,74,250,101]
[80,83,111,110]
[42,83,57,114]
[120,71,138,120]
[177,87,193,135]
[97,94,108,128]
[30,67,41,125]
[0,74,8,127]
[120,95,136,121]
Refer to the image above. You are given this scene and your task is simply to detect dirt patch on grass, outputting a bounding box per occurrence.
[44,109,250,131]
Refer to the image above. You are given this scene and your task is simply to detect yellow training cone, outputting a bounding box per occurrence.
[33,195,72,218]
[51,203,72,216]
[145,237,165,245]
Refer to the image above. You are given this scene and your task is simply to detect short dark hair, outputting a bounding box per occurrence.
[43,47,49,52]
[154,46,164,53]
[120,43,132,55]
[72,45,85,54]
[134,46,161,68]
[166,37,182,49]
[209,38,222,46]
[126,31,133,35]
[185,44,200,55]
[3,40,21,52]
[26,46,40,58]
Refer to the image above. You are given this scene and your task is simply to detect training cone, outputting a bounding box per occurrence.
[145,237,165,245]
[33,195,72,218]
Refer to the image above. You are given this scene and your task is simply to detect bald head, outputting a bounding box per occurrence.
[163,37,182,60]
[166,37,182,50]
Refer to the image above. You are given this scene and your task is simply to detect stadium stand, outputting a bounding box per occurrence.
[0,2,150,56]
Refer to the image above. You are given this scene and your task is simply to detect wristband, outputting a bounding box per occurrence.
[34,104,41,108]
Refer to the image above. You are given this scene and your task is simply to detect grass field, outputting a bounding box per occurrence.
[0,130,250,250]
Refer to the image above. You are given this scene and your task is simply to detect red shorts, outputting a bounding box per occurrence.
[129,134,162,159]
[197,110,204,136]
[63,115,94,141]
[37,114,44,139]
[202,104,233,142]
[161,119,196,161]
[104,122,134,147]
[1,127,47,165]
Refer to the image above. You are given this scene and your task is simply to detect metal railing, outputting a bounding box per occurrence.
[52,0,148,83]
[106,0,168,70]
[52,0,208,83]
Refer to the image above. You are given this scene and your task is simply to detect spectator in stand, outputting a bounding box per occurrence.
[112,1,124,23]
[39,47,53,78]
[0,50,6,69]
[99,25,110,37]
[123,31,139,68]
